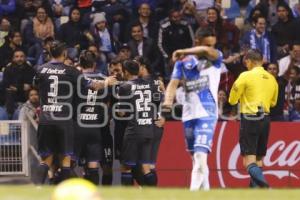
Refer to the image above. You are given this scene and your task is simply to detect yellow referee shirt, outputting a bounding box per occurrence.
[228,66,278,114]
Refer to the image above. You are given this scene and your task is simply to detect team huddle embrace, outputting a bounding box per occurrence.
[35,41,165,186]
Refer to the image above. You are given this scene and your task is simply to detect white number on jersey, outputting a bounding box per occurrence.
[135,90,152,112]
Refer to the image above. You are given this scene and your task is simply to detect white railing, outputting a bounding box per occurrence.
[0,121,28,176]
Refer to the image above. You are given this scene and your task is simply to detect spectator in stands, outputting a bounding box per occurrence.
[177,0,199,31]
[36,36,54,67]
[0,30,23,71]
[218,89,237,121]
[158,9,194,78]
[87,44,108,75]
[278,42,300,77]
[57,6,88,59]
[17,0,53,33]
[158,9,194,60]
[126,3,159,42]
[50,0,73,17]
[90,12,117,60]
[222,0,241,21]
[250,0,287,27]
[2,50,35,119]
[289,97,300,121]
[77,0,92,17]
[284,66,300,117]
[0,17,11,47]
[127,22,162,77]
[241,15,277,63]
[2,49,35,103]
[241,6,266,37]
[189,0,215,16]
[24,6,55,64]
[271,2,295,59]
[50,0,74,29]
[0,0,16,18]
[198,7,240,54]
[18,87,40,123]
[267,62,286,121]
[117,43,131,61]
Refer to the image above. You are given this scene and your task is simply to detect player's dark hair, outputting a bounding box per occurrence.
[122,60,140,75]
[195,27,216,40]
[244,49,263,62]
[49,40,67,58]
[168,8,180,18]
[43,36,54,45]
[109,57,122,67]
[79,50,96,69]
[134,55,152,74]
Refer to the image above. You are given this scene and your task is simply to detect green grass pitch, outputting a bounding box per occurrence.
[0,186,300,200]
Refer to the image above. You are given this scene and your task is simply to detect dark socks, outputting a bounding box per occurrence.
[37,163,49,185]
[102,174,113,185]
[121,172,134,186]
[132,166,145,186]
[84,168,100,185]
[61,167,71,182]
[247,163,269,188]
[144,172,157,186]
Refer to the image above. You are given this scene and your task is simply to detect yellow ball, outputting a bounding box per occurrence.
[51,178,102,200]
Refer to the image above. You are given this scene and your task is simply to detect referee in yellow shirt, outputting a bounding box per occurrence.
[229,49,278,188]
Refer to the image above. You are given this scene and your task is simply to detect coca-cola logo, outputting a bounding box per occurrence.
[214,122,300,187]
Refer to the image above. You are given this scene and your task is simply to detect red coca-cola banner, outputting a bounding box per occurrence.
[157,121,300,188]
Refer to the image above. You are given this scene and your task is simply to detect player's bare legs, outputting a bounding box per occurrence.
[190,152,208,191]
[38,155,54,184]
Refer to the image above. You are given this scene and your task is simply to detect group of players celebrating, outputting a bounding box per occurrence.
[35,40,165,187]
[35,27,270,191]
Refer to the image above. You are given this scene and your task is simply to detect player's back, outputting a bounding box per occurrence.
[76,72,108,127]
[118,78,157,138]
[238,67,278,113]
[37,62,81,124]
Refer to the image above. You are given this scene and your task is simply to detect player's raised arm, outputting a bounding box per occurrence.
[163,79,180,107]
[172,46,219,62]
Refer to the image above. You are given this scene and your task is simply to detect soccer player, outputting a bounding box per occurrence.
[35,41,116,184]
[75,50,109,185]
[117,60,158,186]
[163,28,223,191]
[136,55,165,186]
[108,58,127,161]
[228,49,278,188]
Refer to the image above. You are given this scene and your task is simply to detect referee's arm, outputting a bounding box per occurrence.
[270,80,279,107]
[228,73,246,105]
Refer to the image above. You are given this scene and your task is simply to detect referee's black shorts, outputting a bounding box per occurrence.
[239,114,270,156]
[37,121,74,158]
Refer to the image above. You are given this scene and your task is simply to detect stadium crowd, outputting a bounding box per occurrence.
[1,0,300,186]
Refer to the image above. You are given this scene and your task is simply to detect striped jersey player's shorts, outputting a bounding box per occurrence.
[183,117,217,154]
